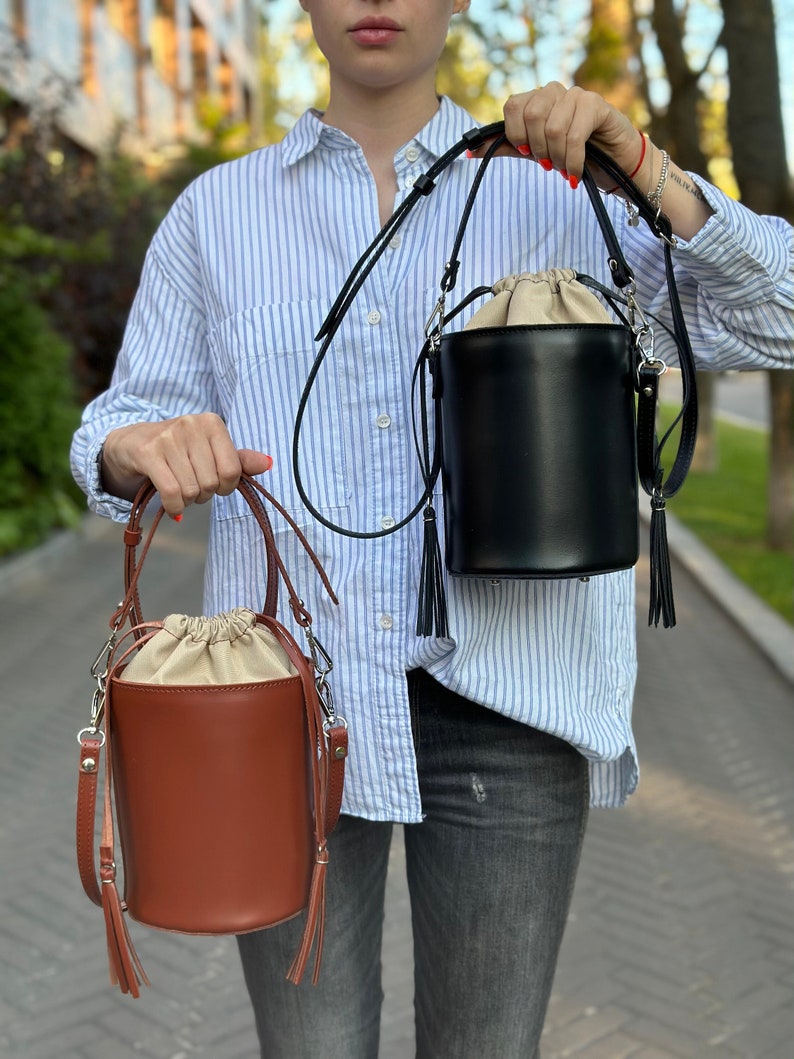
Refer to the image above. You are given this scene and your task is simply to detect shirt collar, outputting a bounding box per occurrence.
[280,96,480,168]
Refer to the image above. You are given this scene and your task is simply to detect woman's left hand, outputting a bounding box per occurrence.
[472,81,715,243]
[472,82,644,191]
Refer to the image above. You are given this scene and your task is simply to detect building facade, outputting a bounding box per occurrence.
[0,0,262,156]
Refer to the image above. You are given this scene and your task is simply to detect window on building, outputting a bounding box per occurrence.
[79,0,98,97]
[11,0,26,39]
[106,0,126,38]
[218,53,234,117]
[152,0,178,88]
[190,12,209,98]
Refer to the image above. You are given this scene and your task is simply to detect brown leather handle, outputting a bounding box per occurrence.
[111,475,338,634]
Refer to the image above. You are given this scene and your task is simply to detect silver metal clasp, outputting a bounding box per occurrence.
[305,626,337,724]
[90,631,116,683]
[86,628,118,730]
[625,282,667,378]
[424,295,446,350]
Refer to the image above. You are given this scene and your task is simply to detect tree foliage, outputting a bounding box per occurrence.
[0,89,172,401]
[0,226,84,554]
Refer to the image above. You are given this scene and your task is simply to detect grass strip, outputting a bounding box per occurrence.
[660,405,793,624]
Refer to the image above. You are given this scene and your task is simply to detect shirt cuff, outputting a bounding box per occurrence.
[86,436,134,523]
[672,175,790,306]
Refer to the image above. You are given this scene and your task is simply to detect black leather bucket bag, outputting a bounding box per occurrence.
[293,123,698,635]
[437,309,638,580]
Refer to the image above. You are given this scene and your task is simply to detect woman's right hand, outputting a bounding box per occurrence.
[100,413,273,517]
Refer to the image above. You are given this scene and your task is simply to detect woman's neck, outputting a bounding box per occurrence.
[322,75,440,159]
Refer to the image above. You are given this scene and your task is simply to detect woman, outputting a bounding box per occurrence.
[72,0,793,1054]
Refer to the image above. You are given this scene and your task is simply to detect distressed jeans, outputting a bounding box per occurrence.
[238,668,590,1058]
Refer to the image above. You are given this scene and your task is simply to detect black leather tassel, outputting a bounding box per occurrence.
[416,504,449,637]
[648,494,676,628]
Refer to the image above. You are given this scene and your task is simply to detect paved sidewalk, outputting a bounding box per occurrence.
[0,508,792,1058]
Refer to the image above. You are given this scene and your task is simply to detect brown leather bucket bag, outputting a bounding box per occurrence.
[76,475,347,996]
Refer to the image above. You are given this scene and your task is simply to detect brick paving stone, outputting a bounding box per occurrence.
[543,1005,630,1054]
[3,513,794,1058]
[560,1031,644,1059]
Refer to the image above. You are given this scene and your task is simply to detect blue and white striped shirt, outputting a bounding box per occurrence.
[72,99,794,819]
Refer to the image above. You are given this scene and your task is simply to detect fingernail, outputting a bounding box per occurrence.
[264,455,273,470]
[516,144,531,156]
[172,514,183,523]
[465,149,474,159]
[539,158,554,171]
[568,175,580,190]
[560,169,569,179]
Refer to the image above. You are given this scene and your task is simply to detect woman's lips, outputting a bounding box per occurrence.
[349,19,402,45]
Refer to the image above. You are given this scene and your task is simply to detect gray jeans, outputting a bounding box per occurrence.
[238,668,589,1058]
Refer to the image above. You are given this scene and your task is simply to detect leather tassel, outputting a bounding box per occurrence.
[416,504,449,638]
[101,881,149,997]
[286,846,328,986]
[648,495,676,628]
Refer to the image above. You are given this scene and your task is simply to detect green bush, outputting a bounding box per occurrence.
[0,258,83,556]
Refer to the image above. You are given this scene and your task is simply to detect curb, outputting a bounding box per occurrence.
[661,510,794,687]
[2,509,792,686]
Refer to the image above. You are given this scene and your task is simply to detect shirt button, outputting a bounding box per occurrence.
[376,413,392,429]
[388,234,402,249]
[405,146,420,162]
[379,614,394,630]
[404,175,415,189]
[366,309,382,325]
[380,515,396,530]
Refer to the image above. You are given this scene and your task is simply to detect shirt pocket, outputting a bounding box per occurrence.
[210,297,351,522]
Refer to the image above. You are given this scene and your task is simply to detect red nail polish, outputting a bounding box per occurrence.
[560,169,569,179]
[539,158,554,172]
[568,175,580,190]
[172,514,183,523]
[465,149,474,159]
[516,144,531,157]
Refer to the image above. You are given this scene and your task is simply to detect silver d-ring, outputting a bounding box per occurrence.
[77,727,106,748]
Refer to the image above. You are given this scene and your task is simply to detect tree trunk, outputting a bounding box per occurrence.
[691,371,717,472]
[651,0,719,472]
[574,0,640,118]
[767,371,794,551]
[720,0,794,551]
[650,0,707,168]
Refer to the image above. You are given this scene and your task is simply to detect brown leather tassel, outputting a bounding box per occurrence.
[101,879,149,997]
[286,845,328,985]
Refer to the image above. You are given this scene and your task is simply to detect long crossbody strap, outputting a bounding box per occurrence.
[292,124,698,628]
